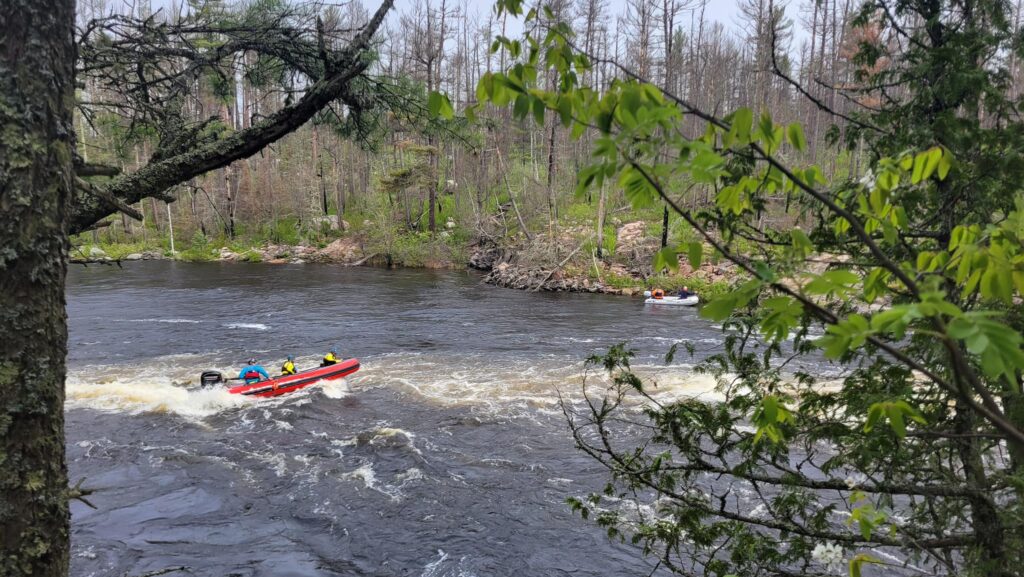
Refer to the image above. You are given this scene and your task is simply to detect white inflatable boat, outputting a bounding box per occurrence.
[643,291,699,306]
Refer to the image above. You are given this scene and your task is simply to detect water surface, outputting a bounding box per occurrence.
[67,262,739,577]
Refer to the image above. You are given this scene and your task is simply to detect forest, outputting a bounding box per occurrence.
[72,0,921,277]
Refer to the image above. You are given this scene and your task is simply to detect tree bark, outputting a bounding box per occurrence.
[0,1,75,576]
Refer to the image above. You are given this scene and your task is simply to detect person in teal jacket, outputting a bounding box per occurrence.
[239,358,270,384]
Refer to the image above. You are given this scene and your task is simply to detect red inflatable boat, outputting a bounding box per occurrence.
[214,358,360,398]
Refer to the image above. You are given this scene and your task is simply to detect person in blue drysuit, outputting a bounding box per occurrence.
[239,357,270,384]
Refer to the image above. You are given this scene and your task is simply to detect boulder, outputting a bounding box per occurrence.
[608,263,631,277]
[125,253,143,261]
[264,244,299,260]
[218,247,239,261]
[468,244,506,271]
[615,222,647,255]
[312,215,340,231]
[318,237,362,263]
[88,246,106,258]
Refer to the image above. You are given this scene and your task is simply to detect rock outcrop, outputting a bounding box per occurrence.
[315,237,365,264]
[615,222,648,255]
[467,242,510,271]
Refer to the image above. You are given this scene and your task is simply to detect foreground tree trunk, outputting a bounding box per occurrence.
[0,1,76,576]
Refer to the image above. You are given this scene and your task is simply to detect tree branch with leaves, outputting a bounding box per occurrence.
[461,0,1024,575]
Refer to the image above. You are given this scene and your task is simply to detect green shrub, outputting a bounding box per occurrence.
[265,217,301,245]
[239,250,263,263]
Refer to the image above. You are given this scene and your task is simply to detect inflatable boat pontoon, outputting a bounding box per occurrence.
[200,358,360,398]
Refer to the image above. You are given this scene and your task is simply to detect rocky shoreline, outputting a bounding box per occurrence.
[71,237,373,266]
[72,220,738,298]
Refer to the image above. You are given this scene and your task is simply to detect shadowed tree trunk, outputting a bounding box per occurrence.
[0,1,75,576]
[1,3,397,577]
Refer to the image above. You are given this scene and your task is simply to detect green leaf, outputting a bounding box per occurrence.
[691,149,726,184]
[864,404,883,432]
[789,229,813,258]
[715,185,743,214]
[817,333,850,359]
[756,111,780,153]
[653,247,678,273]
[531,97,547,126]
[937,147,953,180]
[921,146,942,180]
[824,270,860,285]
[911,151,926,184]
[427,92,454,120]
[619,166,659,208]
[687,242,703,269]
[700,297,737,322]
[557,97,573,127]
[850,554,881,577]
[762,395,779,423]
[785,123,806,152]
[728,107,753,146]
[886,405,907,437]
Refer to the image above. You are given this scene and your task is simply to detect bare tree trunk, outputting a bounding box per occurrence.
[0,2,75,576]
[596,182,607,258]
[188,178,207,236]
[224,165,237,239]
[334,143,346,216]
[546,111,558,240]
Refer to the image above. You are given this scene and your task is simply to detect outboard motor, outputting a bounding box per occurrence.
[200,371,224,388]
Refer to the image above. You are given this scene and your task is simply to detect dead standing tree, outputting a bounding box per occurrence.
[0,2,395,577]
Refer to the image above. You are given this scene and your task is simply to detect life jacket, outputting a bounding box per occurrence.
[323,352,337,365]
[652,288,664,299]
[244,370,262,383]
[282,361,296,375]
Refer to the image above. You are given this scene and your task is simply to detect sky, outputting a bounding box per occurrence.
[140,0,757,36]
[139,0,811,50]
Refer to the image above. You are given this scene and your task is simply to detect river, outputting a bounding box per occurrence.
[66,262,740,577]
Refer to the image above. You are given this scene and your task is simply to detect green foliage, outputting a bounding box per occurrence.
[176,230,217,262]
[474,1,1024,575]
[264,216,302,246]
[238,249,262,263]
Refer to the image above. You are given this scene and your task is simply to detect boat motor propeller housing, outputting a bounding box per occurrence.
[200,371,224,388]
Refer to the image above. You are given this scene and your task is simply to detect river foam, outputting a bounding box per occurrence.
[65,353,346,417]
[66,351,726,419]
[66,378,247,417]
[352,353,726,411]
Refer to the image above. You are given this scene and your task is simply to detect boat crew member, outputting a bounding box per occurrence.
[281,355,297,376]
[678,286,694,298]
[321,348,339,367]
[239,358,270,384]
[651,288,665,299]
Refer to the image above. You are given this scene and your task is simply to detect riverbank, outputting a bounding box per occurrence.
[72,221,738,299]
